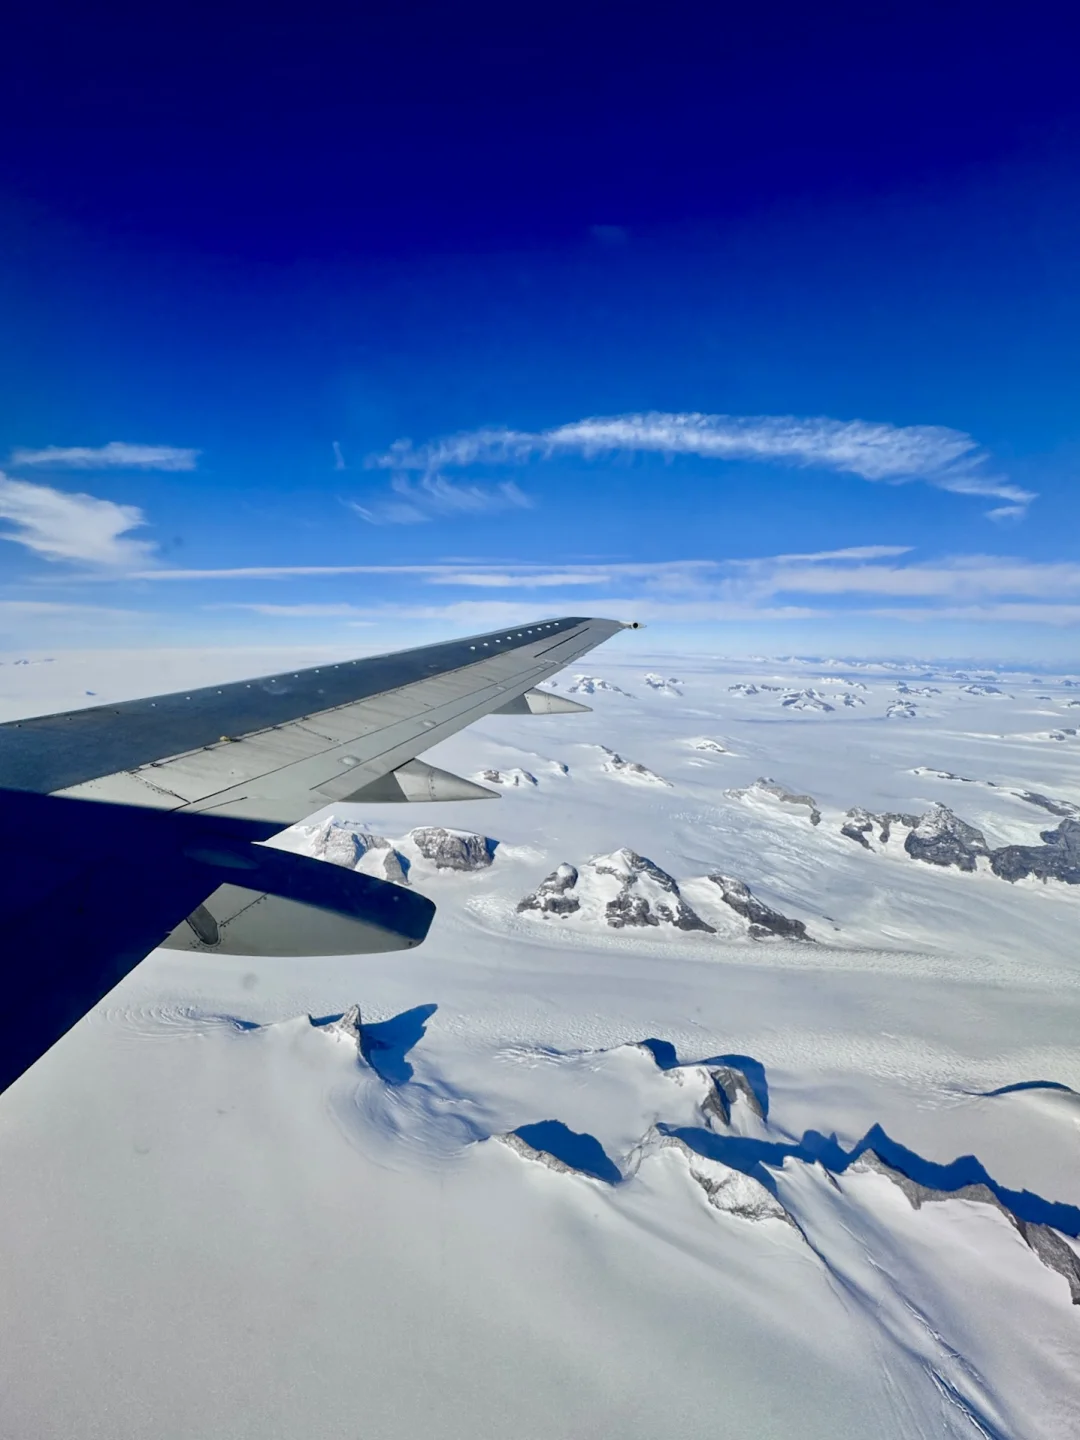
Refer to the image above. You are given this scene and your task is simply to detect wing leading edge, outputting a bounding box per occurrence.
[0,616,632,1095]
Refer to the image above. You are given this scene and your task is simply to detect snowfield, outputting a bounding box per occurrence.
[2,647,1080,1440]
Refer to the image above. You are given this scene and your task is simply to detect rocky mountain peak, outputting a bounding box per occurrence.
[518,848,713,933]
[407,828,496,871]
[707,874,811,940]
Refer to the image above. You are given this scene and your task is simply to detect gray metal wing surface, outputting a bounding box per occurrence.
[0,616,630,1096]
[2,615,628,822]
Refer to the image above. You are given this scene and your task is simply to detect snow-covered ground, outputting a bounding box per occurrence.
[2,645,1080,1439]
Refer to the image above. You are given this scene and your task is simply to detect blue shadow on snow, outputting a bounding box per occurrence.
[660,1121,1080,1237]
[359,1003,438,1085]
[979,1079,1076,1097]
[513,1120,623,1185]
[640,1037,770,1118]
[309,1002,438,1084]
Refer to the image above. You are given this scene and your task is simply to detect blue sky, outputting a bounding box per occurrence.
[1,3,1078,661]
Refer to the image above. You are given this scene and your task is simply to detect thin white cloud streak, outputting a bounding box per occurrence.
[95,551,1080,604]
[223,603,377,617]
[64,547,1080,629]
[0,600,142,617]
[10,442,199,471]
[115,560,717,583]
[762,545,914,563]
[332,441,346,471]
[122,565,432,580]
[0,473,154,566]
[353,474,532,525]
[421,571,611,588]
[223,593,1080,629]
[869,604,1080,626]
[759,558,1080,600]
[370,412,1034,513]
[336,600,820,626]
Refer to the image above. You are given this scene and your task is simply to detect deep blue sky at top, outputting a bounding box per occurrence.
[1,1,1079,657]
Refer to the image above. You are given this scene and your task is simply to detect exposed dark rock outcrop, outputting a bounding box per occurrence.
[565,674,632,696]
[781,689,834,712]
[903,804,989,872]
[840,807,921,848]
[707,874,811,940]
[659,1134,796,1226]
[912,766,978,783]
[595,851,713,931]
[990,820,1080,886]
[730,777,821,825]
[409,827,496,870]
[480,767,538,788]
[517,849,714,932]
[839,803,988,871]
[377,848,410,885]
[706,1065,767,1124]
[298,820,409,884]
[692,738,728,754]
[1019,1223,1080,1304]
[1014,791,1080,819]
[517,864,581,916]
[318,1003,363,1051]
[838,800,1080,885]
[598,745,670,785]
[840,808,875,848]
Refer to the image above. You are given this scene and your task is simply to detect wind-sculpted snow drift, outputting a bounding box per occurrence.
[256,1001,1080,1296]
[272,1002,1080,1333]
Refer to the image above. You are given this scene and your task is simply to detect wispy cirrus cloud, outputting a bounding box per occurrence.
[56,543,1078,630]
[869,604,1080,626]
[0,473,154,566]
[763,545,913,563]
[9,441,199,471]
[0,600,142,617]
[329,600,819,627]
[106,548,1078,605]
[352,473,532,525]
[754,555,1080,601]
[116,559,718,586]
[369,412,1033,515]
[223,603,376,618]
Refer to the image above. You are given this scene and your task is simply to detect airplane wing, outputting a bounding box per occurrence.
[0,615,632,1095]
